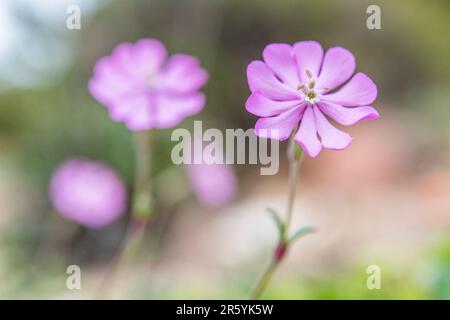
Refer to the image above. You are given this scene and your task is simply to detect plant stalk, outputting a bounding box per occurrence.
[95,130,154,299]
[250,137,303,300]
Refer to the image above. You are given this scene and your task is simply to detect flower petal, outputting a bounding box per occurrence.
[156,54,208,94]
[294,106,322,157]
[112,39,167,79]
[88,57,137,106]
[316,47,355,91]
[110,93,155,131]
[255,105,305,141]
[322,72,377,106]
[186,162,237,209]
[318,101,379,125]
[246,92,301,117]
[313,106,352,150]
[293,41,324,83]
[154,93,205,128]
[247,61,300,101]
[263,43,299,88]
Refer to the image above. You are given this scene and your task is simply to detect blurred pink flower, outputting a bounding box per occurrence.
[246,41,379,157]
[49,158,127,229]
[186,163,237,209]
[89,39,208,131]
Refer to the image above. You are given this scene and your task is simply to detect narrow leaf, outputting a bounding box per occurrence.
[288,226,316,244]
[266,207,285,238]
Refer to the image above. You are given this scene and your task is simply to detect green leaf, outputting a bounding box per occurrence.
[266,207,285,239]
[288,226,317,244]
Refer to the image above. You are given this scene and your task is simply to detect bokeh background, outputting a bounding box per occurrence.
[0,0,449,299]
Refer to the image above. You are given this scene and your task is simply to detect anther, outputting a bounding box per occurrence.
[297,84,308,95]
[301,87,308,95]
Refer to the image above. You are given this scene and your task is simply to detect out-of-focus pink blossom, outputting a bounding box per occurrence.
[186,163,237,209]
[49,158,127,229]
[246,41,379,157]
[89,38,208,131]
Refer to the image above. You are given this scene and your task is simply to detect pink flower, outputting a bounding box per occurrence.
[186,163,237,209]
[49,158,127,229]
[89,39,208,131]
[184,142,237,209]
[246,41,379,157]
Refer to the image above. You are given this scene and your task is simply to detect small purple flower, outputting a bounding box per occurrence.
[89,39,208,131]
[246,41,379,157]
[49,158,127,229]
[186,163,237,209]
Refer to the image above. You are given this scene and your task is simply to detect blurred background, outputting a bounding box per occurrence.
[0,0,449,299]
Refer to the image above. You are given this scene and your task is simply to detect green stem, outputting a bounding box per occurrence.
[285,138,303,234]
[131,131,154,223]
[95,130,154,299]
[250,137,303,300]
[249,260,278,300]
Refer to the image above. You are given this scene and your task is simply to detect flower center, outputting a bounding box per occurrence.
[297,70,322,104]
[303,88,320,104]
[307,91,316,100]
